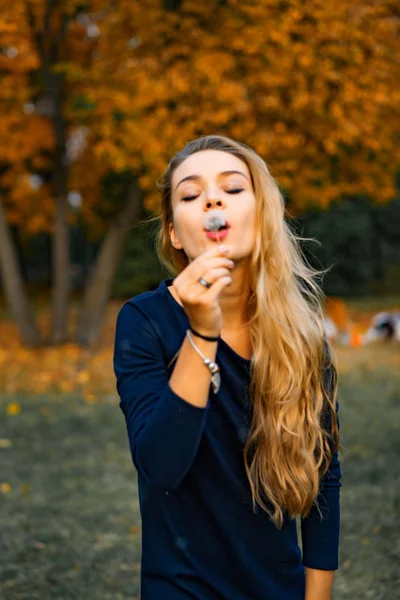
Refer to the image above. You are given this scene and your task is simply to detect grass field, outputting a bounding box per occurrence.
[1,355,399,599]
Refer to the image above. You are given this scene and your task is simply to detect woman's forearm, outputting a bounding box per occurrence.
[304,567,335,600]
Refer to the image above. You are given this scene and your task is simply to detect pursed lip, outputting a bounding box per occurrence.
[204,229,230,240]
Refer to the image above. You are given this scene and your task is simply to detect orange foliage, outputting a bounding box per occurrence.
[0,0,398,233]
[88,0,399,211]
[0,316,114,398]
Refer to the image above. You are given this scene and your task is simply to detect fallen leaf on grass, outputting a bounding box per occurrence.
[6,402,21,415]
[21,483,31,497]
[0,438,12,448]
[84,392,97,403]
[361,537,369,545]
[33,541,46,549]
[129,526,141,534]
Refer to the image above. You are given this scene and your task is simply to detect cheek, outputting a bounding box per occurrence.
[173,209,196,237]
[240,200,257,230]
[172,208,203,249]
[171,204,187,226]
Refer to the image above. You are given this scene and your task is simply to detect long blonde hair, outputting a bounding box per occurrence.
[148,134,340,528]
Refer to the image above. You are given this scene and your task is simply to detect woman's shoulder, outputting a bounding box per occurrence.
[114,279,187,364]
[118,279,170,318]
[115,279,186,341]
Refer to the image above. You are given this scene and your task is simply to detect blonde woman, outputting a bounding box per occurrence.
[114,135,341,600]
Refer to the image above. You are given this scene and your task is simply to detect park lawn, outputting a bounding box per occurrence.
[1,364,399,599]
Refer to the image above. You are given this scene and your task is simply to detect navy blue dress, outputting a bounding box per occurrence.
[113,278,342,600]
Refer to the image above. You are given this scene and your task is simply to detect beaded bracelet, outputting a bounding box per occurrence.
[186,330,221,394]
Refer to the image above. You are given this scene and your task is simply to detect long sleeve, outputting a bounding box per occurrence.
[301,364,342,570]
[113,301,210,491]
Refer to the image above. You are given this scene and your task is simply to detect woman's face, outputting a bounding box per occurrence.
[169,150,256,262]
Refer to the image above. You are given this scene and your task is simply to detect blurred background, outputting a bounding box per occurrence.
[0,1,399,599]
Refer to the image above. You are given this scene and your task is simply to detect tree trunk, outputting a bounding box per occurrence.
[51,185,70,343]
[0,196,41,347]
[75,182,143,346]
[29,3,72,344]
[50,85,70,344]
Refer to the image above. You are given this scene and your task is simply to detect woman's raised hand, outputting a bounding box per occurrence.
[172,246,234,338]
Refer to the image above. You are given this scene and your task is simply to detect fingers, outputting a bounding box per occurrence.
[190,249,234,280]
[177,259,233,297]
[172,244,235,320]
[201,273,232,299]
[174,247,234,291]
[198,267,232,286]
[198,257,234,277]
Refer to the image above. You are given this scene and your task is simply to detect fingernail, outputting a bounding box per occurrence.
[219,246,229,253]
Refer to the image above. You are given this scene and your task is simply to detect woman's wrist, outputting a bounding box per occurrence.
[186,330,221,394]
[189,326,220,342]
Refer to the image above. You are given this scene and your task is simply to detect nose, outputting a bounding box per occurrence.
[203,187,225,211]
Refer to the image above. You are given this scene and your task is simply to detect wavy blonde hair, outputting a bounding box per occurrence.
[146,134,340,528]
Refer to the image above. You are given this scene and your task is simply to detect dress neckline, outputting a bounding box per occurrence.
[163,278,252,365]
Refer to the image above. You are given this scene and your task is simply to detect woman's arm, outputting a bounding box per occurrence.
[305,566,335,600]
[113,301,217,491]
[300,444,341,570]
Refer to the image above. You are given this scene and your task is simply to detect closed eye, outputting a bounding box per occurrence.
[182,189,244,202]
[226,188,244,195]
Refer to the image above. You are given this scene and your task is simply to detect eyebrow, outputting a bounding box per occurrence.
[175,170,249,191]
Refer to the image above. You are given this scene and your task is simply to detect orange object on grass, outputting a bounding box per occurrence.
[325,298,350,331]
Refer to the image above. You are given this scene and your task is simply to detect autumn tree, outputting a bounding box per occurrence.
[89,0,399,210]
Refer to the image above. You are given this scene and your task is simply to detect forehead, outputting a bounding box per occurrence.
[172,149,250,188]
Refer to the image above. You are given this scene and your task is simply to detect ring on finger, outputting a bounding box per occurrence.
[198,277,212,288]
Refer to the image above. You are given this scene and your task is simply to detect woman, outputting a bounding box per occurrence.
[114,135,342,600]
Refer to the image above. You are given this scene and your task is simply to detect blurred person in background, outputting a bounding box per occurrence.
[364,311,400,344]
[114,135,341,600]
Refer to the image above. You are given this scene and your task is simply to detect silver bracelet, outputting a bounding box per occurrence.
[186,329,221,394]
